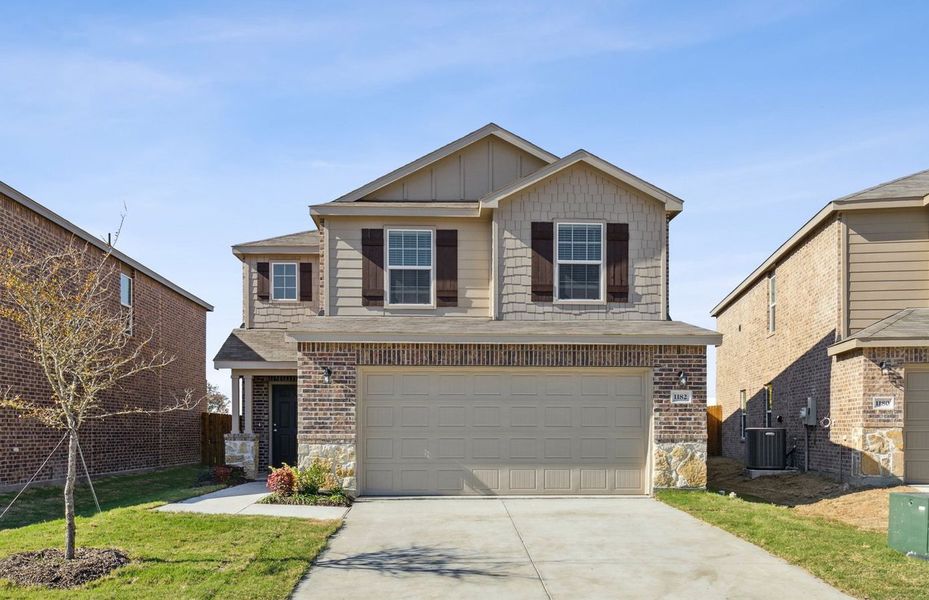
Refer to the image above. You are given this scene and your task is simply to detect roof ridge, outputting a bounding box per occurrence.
[861,308,914,338]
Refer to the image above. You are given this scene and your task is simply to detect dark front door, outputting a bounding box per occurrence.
[271,384,298,467]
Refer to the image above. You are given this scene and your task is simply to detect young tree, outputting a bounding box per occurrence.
[0,239,199,559]
[206,383,229,413]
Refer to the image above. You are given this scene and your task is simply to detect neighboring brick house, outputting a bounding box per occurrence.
[215,124,721,495]
[713,168,929,485]
[0,181,212,488]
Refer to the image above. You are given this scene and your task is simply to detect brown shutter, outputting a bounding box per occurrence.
[531,222,554,302]
[607,223,629,303]
[299,262,313,301]
[361,228,384,306]
[436,229,458,307]
[256,262,270,299]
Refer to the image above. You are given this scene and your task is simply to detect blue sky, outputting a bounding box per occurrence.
[1,1,927,399]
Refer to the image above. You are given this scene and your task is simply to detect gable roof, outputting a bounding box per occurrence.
[480,150,685,213]
[331,123,559,203]
[0,180,213,311]
[712,167,929,317]
[233,230,319,256]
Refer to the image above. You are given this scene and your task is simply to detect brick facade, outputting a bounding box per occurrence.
[0,191,208,487]
[296,342,708,489]
[716,210,929,484]
[716,216,843,472]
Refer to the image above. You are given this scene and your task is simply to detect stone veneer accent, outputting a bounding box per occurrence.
[653,442,707,488]
[224,433,259,479]
[494,164,664,320]
[296,342,708,492]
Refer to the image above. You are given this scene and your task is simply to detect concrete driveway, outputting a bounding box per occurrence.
[295,497,850,600]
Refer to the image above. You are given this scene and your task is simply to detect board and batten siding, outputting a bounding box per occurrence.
[494,163,665,321]
[846,208,929,333]
[326,216,492,317]
[363,138,548,201]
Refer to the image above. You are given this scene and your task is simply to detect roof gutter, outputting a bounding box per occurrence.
[827,337,929,356]
[287,331,722,346]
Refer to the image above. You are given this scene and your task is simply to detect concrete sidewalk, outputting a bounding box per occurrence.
[156,481,349,520]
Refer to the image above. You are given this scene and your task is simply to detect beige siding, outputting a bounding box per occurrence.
[494,164,664,320]
[245,254,319,328]
[326,216,491,317]
[846,208,929,333]
[363,138,547,201]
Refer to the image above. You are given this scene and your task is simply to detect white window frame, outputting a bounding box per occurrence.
[767,272,777,333]
[739,389,747,441]
[764,384,774,428]
[385,228,435,308]
[270,262,299,302]
[120,272,133,308]
[554,222,605,304]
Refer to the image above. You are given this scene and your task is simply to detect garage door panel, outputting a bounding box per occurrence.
[362,368,649,495]
[510,406,538,426]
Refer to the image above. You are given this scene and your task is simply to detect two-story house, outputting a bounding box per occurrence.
[0,181,212,488]
[214,124,721,495]
[713,168,929,485]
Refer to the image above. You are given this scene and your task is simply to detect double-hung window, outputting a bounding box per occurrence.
[387,229,433,306]
[767,272,777,333]
[271,263,298,300]
[739,389,747,440]
[764,384,774,427]
[120,272,133,335]
[556,223,603,301]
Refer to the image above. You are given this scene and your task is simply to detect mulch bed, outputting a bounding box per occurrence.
[0,547,129,589]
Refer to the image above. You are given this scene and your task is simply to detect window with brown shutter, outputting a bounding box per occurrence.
[361,228,384,307]
[531,222,554,302]
[606,223,629,303]
[299,262,313,301]
[256,262,270,299]
[435,229,458,307]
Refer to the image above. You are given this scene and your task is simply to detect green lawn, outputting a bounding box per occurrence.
[658,489,929,600]
[0,465,341,599]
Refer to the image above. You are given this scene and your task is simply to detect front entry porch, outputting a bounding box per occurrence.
[224,372,297,478]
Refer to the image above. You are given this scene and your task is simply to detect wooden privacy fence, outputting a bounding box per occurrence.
[201,412,231,466]
[707,405,722,456]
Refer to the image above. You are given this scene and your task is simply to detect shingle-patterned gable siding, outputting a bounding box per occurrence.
[494,164,664,320]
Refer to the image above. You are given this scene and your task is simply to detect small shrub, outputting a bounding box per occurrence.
[267,464,297,496]
[199,465,247,486]
[296,458,332,495]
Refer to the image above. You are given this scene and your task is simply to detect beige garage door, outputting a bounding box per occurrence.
[359,368,649,495]
[905,371,929,483]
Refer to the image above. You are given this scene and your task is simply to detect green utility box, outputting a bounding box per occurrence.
[889,492,929,557]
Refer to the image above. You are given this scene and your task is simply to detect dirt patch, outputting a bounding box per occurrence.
[0,548,129,589]
[708,457,916,532]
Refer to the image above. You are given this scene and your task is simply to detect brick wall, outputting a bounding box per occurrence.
[716,216,844,472]
[493,164,664,320]
[0,191,207,487]
[296,342,707,447]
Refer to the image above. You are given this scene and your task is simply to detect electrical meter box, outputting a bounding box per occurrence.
[799,397,817,426]
[889,492,929,557]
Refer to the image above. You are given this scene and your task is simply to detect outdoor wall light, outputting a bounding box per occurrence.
[322,367,332,385]
[879,361,891,377]
[678,371,687,387]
